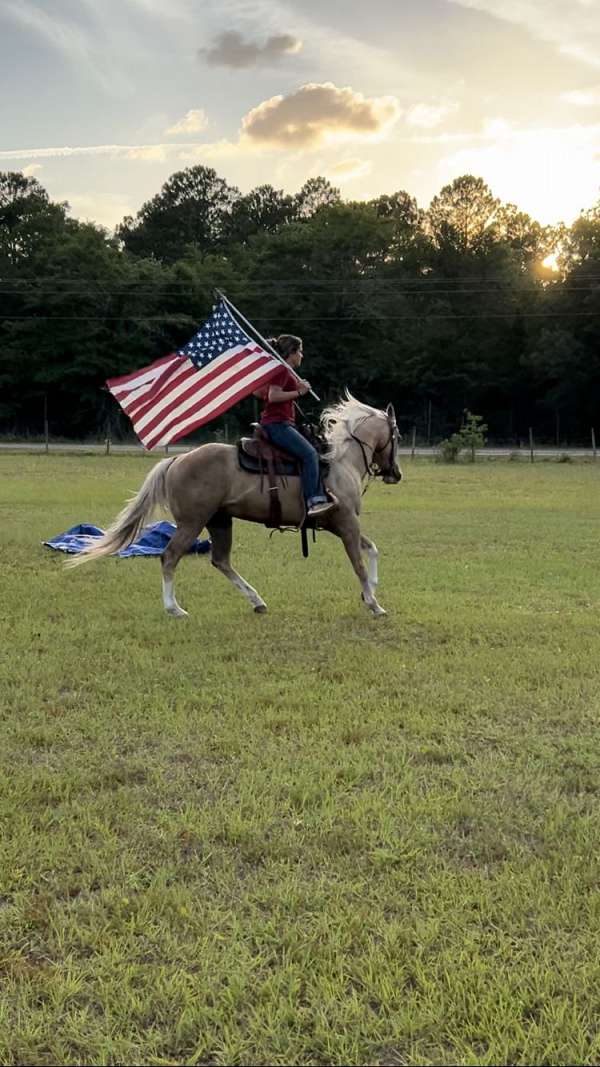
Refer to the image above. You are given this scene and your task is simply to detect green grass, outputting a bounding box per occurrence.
[1,455,600,1067]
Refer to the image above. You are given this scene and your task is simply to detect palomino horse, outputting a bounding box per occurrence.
[69,395,402,616]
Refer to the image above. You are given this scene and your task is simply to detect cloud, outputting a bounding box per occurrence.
[1,1,93,63]
[0,142,206,162]
[448,0,600,69]
[0,82,400,172]
[22,163,43,177]
[561,87,600,107]
[175,140,241,161]
[165,109,209,135]
[324,157,373,181]
[241,82,401,148]
[0,0,134,93]
[406,101,460,128]
[200,30,302,68]
[126,145,169,161]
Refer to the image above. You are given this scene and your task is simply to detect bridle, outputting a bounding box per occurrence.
[349,409,399,481]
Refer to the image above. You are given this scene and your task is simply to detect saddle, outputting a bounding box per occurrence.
[238,424,300,478]
[238,425,300,528]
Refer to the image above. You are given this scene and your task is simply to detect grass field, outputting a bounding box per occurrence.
[2,454,600,1067]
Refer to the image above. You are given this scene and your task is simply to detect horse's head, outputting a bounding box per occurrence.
[372,404,403,483]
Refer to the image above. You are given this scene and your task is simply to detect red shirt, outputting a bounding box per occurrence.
[258,365,297,425]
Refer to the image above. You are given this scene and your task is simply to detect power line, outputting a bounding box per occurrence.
[1,311,598,321]
[0,285,598,297]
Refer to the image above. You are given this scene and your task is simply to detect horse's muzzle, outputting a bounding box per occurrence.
[383,465,402,484]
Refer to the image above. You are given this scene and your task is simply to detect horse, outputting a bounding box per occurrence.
[68,394,403,617]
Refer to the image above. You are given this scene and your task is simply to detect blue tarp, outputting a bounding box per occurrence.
[43,522,211,557]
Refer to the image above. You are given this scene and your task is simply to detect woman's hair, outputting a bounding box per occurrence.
[268,334,303,360]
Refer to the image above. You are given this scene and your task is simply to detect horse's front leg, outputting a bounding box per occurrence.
[337,520,386,616]
[360,533,379,589]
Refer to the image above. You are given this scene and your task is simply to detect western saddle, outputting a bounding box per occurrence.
[237,424,332,539]
[238,424,301,528]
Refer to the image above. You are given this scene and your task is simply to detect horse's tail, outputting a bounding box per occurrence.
[66,457,174,567]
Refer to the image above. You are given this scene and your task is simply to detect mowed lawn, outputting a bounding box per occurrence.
[1,454,600,1067]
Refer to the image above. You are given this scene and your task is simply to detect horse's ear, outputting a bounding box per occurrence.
[386,403,396,422]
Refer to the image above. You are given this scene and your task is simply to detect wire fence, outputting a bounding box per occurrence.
[1,439,597,462]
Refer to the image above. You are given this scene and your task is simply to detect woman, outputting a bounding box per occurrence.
[254,334,334,518]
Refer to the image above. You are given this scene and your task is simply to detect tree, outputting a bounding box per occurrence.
[493,202,554,264]
[369,189,428,269]
[2,168,598,444]
[293,177,341,218]
[426,175,500,255]
[438,410,488,462]
[0,171,68,270]
[116,166,240,263]
[559,201,600,272]
[224,184,294,245]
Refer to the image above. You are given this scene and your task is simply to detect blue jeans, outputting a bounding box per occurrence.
[262,422,326,503]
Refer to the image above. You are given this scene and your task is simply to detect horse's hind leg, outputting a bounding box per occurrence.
[161,522,202,618]
[208,515,267,614]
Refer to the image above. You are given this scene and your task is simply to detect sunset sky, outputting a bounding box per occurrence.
[1,0,599,231]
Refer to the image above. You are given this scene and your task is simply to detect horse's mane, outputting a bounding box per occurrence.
[320,390,387,460]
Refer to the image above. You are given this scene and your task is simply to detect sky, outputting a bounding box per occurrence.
[1,0,599,231]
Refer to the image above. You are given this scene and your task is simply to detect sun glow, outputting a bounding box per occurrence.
[542,253,560,271]
[439,121,600,225]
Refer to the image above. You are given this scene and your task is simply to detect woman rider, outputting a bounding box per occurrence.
[254,334,334,518]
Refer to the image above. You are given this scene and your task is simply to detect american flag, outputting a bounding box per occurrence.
[106,301,282,450]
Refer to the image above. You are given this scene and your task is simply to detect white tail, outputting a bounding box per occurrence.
[66,457,174,567]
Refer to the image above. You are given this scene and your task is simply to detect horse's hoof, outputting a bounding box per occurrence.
[254,604,268,614]
[372,607,387,617]
[166,606,188,618]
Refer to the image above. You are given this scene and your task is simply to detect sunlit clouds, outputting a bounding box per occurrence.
[165,110,209,135]
[406,101,460,128]
[2,0,600,230]
[240,82,401,148]
[323,157,373,181]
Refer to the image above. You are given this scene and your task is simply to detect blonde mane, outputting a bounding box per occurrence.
[320,391,387,460]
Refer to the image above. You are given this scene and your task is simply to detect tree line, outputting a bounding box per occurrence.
[1,167,598,443]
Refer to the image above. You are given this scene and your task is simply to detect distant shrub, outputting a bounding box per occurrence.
[438,411,488,463]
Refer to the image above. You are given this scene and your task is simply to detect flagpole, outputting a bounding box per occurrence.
[215,289,320,402]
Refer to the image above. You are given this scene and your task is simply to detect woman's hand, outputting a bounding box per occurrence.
[297,379,311,395]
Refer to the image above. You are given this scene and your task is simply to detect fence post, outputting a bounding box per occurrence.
[411,425,416,459]
[592,428,597,461]
[426,400,432,445]
[529,427,534,463]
